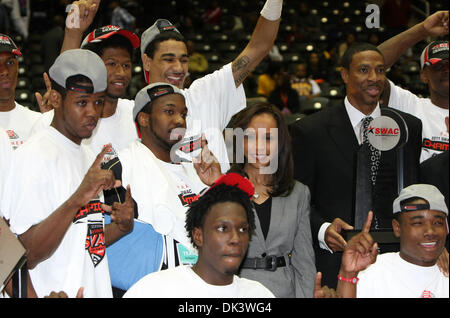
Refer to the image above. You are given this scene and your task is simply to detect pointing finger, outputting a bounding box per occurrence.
[363,211,373,233]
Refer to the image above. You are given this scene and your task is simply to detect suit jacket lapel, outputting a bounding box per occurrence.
[326,103,360,166]
[265,196,284,245]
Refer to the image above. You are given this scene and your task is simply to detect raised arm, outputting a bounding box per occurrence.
[61,0,101,53]
[232,0,282,87]
[336,211,378,298]
[378,10,449,70]
[19,145,120,269]
[378,10,448,105]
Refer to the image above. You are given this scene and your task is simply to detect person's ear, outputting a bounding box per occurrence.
[340,67,349,84]
[49,89,62,109]
[137,112,150,128]
[142,53,152,72]
[420,69,429,84]
[192,227,203,248]
[392,217,401,238]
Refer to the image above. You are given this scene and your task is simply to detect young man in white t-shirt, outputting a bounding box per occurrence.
[124,172,275,298]
[378,11,449,162]
[102,82,222,296]
[34,24,140,162]
[2,49,134,298]
[0,33,41,150]
[337,184,449,298]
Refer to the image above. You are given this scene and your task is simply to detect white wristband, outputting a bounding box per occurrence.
[260,0,283,21]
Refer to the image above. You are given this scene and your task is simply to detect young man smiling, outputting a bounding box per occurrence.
[337,184,449,298]
[102,82,222,296]
[35,24,141,163]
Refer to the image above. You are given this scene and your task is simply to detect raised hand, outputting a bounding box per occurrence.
[102,185,134,234]
[341,211,378,275]
[72,144,121,207]
[325,218,354,252]
[35,72,53,113]
[313,272,341,298]
[423,10,449,37]
[66,0,101,32]
[193,134,222,186]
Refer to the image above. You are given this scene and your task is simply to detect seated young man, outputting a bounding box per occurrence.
[337,184,449,298]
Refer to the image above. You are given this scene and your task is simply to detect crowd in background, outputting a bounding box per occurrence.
[0,0,447,117]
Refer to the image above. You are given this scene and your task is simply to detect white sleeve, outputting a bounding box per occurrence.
[184,62,246,132]
[5,151,54,235]
[386,79,420,113]
[318,222,333,253]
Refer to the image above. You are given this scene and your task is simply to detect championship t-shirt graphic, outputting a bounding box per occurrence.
[74,200,106,267]
[6,129,23,149]
[85,221,106,267]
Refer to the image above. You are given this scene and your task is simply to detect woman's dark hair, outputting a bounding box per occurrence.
[340,42,384,70]
[185,184,256,249]
[144,31,187,58]
[83,34,134,60]
[229,102,295,197]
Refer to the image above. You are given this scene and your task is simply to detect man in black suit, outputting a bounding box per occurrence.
[290,43,422,288]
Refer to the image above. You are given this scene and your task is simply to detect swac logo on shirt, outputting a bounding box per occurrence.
[85,221,105,267]
[6,129,18,139]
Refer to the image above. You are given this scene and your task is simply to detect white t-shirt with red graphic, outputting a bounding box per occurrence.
[387,80,449,162]
[357,252,449,298]
[3,126,112,298]
[0,102,42,150]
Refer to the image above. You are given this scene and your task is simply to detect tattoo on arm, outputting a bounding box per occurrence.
[232,55,251,86]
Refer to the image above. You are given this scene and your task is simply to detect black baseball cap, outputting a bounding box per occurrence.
[0,34,22,57]
[420,40,449,69]
[133,82,184,120]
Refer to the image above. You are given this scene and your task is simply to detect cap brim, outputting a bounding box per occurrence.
[86,29,140,49]
[0,47,21,56]
[115,29,140,49]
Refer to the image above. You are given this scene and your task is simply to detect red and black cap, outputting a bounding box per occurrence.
[81,25,140,49]
[0,34,22,57]
[420,40,449,69]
